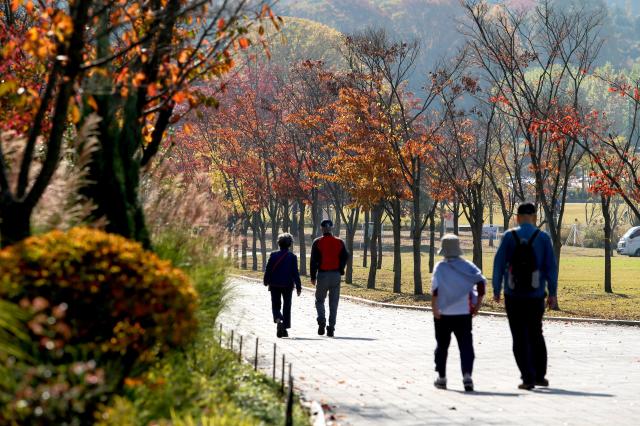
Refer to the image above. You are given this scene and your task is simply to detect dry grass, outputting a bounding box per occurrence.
[231,243,640,321]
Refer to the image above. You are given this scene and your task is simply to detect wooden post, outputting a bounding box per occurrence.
[285,364,294,426]
[254,337,259,371]
[239,335,243,361]
[281,354,286,392]
[272,343,276,380]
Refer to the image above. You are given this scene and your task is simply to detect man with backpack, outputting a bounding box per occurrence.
[493,202,558,390]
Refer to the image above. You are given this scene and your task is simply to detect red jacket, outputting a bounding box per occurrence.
[310,233,349,280]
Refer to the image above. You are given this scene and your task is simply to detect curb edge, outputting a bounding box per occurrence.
[227,274,640,327]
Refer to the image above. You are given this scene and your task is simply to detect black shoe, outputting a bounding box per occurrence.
[434,376,447,389]
[518,383,535,390]
[326,326,334,337]
[317,321,326,336]
[277,321,285,338]
[282,328,289,338]
[463,374,474,392]
[535,378,549,387]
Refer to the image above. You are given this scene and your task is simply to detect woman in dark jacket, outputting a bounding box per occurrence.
[263,233,302,337]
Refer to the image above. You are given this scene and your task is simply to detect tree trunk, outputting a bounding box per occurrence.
[251,213,258,271]
[334,206,342,237]
[258,214,267,271]
[241,220,248,270]
[345,226,356,285]
[282,201,291,233]
[270,206,280,251]
[377,213,383,270]
[291,205,298,238]
[297,200,307,276]
[412,186,423,295]
[470,221,483,270]
[367,204,382,289]
[439,201,446,238]
[363,209,370,268]
[488,198,495,248]
[233,230,240,268]
[429,207,436,273]
[602,195,613,293]
[392,199,402,293]
[452,199,460,236]
[311,189,321,237]
[502,210,511,233]
[470,196,484,269]
[345,207,360,285]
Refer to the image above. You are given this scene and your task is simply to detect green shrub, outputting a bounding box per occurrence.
[96,334,309,426]
[153,230,229,329]
[0,228,198,424]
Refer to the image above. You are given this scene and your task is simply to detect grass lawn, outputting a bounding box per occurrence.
[453,202,596,226]
[231,244,640,321]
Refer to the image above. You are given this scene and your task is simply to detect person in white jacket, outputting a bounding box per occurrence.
[431,234,486,392]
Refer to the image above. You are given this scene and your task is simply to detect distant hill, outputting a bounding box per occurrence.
[261,17,345,71]
[274,0,640,86]
[275,0,467,90]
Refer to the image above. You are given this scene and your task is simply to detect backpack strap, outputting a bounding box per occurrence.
[511,229,540,246]
[510,230,521,245]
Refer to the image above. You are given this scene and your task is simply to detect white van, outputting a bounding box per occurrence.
[617,226,640,257]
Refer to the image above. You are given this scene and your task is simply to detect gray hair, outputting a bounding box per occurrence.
[277,233,294,249]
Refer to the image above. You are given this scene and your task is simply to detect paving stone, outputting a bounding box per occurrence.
[219,279,640,425]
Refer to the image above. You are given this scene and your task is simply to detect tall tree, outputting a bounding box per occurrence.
[341,27,462,295]
[463,0,604,289]
[0,0,275,247]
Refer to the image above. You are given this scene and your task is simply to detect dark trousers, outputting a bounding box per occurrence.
[434,314,475,377]
[505,296,547,384]
[270,287,293,328]
[315,271,341,327]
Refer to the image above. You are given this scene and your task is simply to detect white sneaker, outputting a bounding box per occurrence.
[434,376,447,389]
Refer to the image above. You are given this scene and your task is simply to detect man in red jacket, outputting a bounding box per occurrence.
[310,219,349,337]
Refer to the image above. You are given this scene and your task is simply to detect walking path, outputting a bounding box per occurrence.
[219,278,640,425]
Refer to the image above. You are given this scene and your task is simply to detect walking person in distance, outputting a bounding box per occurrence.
[310,219,349,337]
[493,202,558,390]
[431,234,486,392]
[263,233,302,338]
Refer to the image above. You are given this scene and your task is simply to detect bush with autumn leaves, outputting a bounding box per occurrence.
[0,227,198,424]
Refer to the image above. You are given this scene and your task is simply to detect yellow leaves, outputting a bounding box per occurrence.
[86,96,98,111]
[53,12,74,42]
[69,102,81,124]
[177,49,190,64]
[0,80,18,97]
[10,0,21,12]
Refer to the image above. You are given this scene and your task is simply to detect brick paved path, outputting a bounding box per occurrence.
[219,278,640,425]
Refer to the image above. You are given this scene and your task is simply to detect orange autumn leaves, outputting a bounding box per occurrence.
[319,87,407,207]
[1,1,274,136]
